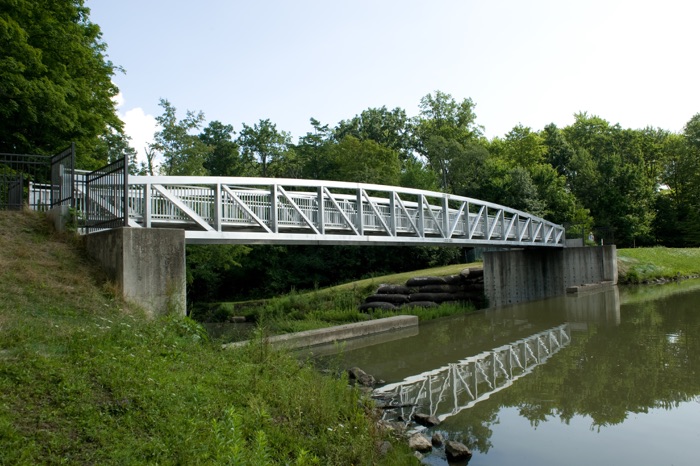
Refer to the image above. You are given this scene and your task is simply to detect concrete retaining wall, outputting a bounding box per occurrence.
[483,246,617,307]
[223,315,419,350]
[83,228,186,317]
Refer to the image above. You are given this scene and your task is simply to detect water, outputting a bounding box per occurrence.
[315,280,700,466]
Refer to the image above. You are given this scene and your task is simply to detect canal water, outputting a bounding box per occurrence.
[314,279,700,466]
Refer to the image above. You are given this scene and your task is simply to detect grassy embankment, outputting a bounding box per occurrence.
[198,262,482,338]
[0,211,417,465]
[617,247,700,283]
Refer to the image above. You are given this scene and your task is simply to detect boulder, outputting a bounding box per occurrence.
[431,432,444,447]
[347,367,376,387]
[445,440,472,462]
[408,433,432,452]
[412,412,441,427]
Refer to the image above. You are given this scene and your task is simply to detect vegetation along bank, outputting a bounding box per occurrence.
[0,211,418,465]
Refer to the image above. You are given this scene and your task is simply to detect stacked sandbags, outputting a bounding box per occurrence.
[359,268,484,312]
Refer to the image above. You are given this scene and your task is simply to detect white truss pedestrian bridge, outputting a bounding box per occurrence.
[373,324,571,424]
[90,176,565,247]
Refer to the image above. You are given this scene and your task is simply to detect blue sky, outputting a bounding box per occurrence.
[88,0,700,164]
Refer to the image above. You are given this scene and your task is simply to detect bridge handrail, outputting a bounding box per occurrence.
[129,176,561,225]
[92,176,564,247]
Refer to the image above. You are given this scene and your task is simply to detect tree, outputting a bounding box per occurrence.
[542,124,576,177]
[199,121,253,176]
[657,115,700,246]
[152,99,210,176]
[237,119,292,177]
[323,135,401,185]
[295,118,334,180]
[335,106,414,161]
[0,0,122,167]
[93,130,138,172]
[563,113,656,246]
[414,91,483,191]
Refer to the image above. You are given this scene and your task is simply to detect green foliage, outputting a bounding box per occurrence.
[325,135,401,185]
[152,99,211,176]
[414,91,483,191]
[186,244,251,301]
[335,106,415,162]
[199,120,253,176]
[0,0,122,166]
[237,119,293,177]
[0,211,404,465]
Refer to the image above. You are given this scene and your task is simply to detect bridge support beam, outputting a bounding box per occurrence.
[84,228,186,317]
[483,246,617,307]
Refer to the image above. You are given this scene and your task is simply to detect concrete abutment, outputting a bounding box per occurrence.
[83,227,186,317]
[483,246,617,307]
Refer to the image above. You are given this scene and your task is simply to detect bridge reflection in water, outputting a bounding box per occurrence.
[373,324,571,424]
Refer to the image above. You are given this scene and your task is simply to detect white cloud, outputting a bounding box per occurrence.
[113,91,159,168]
[121,107,158,167]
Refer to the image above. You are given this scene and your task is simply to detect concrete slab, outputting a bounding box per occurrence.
[222,315,419,351]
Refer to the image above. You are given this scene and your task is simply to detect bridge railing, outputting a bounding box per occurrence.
[126,176,565,247]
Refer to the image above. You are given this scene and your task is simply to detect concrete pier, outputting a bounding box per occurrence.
[83,227,186,317]
[483,246,617,307]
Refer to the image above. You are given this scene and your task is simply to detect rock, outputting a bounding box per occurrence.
[408,433,432,452]
[406,276,446,287]
[412,412,441,427]
[364,294,410,304]
[347,366,376,387]
[445,440,472,462]
[431,432,444,446]
[358,301,396,312]
[376,284,411,295]
[377,440,392,457]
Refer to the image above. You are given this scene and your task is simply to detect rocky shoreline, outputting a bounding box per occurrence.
[348,366,473,463]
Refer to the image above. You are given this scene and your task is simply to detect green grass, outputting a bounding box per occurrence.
[617,247,700,283]
[0,211,417,465]
[200,263,483,336]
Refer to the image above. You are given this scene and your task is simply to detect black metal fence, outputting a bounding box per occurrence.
[84,157,129,232]
[0,152,52,210]
[50,143,75,208]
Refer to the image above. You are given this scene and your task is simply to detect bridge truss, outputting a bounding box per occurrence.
[373,324,571,424]
[121,177,565,247]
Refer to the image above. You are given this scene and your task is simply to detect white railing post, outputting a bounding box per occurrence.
[270,184,278,233]
[317,186,325,235]
[356,188,364,235]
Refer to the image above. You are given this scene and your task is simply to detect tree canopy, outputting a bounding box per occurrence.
[0,0,122,167]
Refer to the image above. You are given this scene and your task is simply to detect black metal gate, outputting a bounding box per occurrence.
[84,157,129,232]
